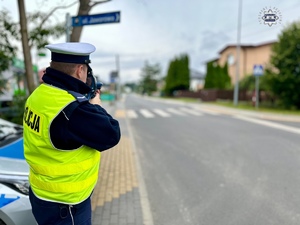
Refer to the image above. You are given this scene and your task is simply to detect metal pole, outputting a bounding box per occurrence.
[233,0,243,106]
[255,76,259,109]
[66,13,71,42]
[116,54,121,100]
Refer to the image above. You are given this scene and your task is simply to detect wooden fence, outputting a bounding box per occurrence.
[174,89,272,102]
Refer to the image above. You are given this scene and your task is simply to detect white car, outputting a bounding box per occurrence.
[0,118,36,225]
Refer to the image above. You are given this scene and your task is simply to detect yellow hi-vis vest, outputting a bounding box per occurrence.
[23,84,101,204]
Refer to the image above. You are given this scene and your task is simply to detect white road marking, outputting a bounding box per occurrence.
[166,108,186,116]
[127,110,138,119]
[179,107,203,116]
[234,115,300,135]
[194,107,220,115]
[153,109,171,117]
[140,109,155,118]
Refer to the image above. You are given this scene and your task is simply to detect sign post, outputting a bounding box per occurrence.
[253,64,264,109]
[66,13,71,42]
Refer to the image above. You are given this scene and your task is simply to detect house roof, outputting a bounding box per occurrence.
[218,40,276,54]
[204,57,219,64]
[190,69,205,79]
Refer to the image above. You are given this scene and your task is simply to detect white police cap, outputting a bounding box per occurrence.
[45,42,96,64]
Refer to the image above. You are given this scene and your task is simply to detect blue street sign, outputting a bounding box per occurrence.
[253,64,264,76]
[110,71,118,83]
[72,11,121,27]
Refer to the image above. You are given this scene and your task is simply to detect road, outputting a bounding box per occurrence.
[123,94,300,225]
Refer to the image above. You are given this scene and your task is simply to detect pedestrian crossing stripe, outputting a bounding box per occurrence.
[191,107,220,115]
[166,108,185,115]
[127,110,138,118]
[179,107,203,116]
[114,107,219,119]
[140,109,154,118]
[153,109,170,117]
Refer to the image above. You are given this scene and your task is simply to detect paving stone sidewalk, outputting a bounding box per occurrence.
[91,101,146,225]
[91,136,143,225]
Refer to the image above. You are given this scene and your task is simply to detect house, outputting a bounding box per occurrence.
[0,58,38,103]
[215,41,276,84]
[190,69,205,91]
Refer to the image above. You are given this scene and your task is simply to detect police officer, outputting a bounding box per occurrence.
[23,42,121,225]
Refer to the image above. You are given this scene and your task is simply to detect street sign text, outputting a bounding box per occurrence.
[72,11,121,27]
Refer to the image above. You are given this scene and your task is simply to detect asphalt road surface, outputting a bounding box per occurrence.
[124,94,300,225]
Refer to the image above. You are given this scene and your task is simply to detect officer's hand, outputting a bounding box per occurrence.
[89,90,102,106]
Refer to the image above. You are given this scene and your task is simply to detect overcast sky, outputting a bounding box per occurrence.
[1,0,300,84]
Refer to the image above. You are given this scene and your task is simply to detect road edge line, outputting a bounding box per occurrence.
[124,101,154,225]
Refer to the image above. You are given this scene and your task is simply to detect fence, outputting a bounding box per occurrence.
[174,89,272,102]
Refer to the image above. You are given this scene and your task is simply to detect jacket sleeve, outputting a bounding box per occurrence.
[67,102,121,151]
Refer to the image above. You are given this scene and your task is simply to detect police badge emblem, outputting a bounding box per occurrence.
[258,7,282,27]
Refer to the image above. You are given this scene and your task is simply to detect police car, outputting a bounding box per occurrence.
[0,118,36,225]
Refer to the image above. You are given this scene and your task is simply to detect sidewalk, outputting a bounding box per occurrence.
[91,137,142,225]
[195,103,300,122]
[145,95,300,122]
[91,100,152,225]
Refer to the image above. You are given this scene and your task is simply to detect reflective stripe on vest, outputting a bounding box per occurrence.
[30,155,99,176]
[29,168,98,193]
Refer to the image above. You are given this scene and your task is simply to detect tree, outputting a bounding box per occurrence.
[177,54,190,90]
[221,62,231,89]
[0,1,72,124]
[17,0,77,94]
[1,0,73,94]
[22,0,113,92]
[1,0,113,94]
[18,0,35,94]
[204,62,217,89]
[0,10,19,94]
[164,54,190,96]
[139,61,161,95]
[239,74,255,91]
[124,82,138,92]
[164,60,176,96]
[264,21,300,109]
[70,0,112,42]
[204,62,231,89]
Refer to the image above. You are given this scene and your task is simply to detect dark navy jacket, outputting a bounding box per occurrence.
[42,67,121,152]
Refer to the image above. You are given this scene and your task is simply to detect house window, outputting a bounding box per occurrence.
[227,54,235,65]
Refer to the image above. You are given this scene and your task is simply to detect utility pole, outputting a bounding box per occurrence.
[66,13,71,42]
[116,55,121,100]
[17,0,35,94]
[233,0,243,106]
